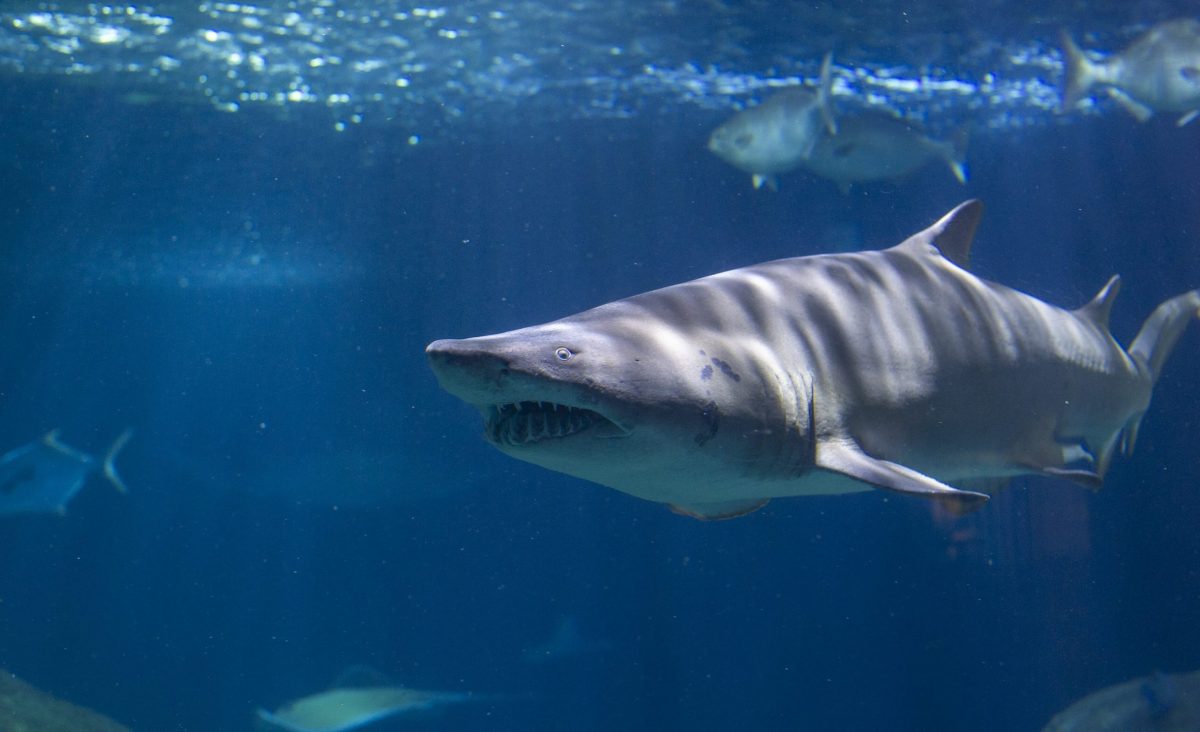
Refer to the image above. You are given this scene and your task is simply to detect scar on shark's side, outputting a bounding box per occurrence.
[428,201,1199,520]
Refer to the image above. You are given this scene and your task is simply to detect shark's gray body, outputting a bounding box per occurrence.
[427,202,1199,519]
[1061,19,1200,125]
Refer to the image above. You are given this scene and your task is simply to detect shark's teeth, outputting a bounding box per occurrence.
[485,401,609,447]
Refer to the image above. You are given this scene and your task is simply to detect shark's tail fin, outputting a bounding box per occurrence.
[816,51,837,135]
[1059,30,1101,113]
[1115,290,1199,461]
[1129,289,1200,383]
[102,428,134,494]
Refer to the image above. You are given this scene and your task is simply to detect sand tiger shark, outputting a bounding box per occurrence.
[426,201,1199,519]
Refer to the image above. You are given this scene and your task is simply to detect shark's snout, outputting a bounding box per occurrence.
[426,338,509,376]
[425,338,516,405]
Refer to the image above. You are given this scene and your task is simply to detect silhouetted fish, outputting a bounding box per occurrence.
[0,430,132,516]
[256,685,472,732]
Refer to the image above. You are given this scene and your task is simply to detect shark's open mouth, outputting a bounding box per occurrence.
[485,401,618,447]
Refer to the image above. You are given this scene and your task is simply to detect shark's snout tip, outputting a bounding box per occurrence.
[426,338,482,363]
[425,339,513,386]
[425,338,454,356]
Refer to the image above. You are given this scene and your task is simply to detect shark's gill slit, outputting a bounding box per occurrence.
[486,401,620,446]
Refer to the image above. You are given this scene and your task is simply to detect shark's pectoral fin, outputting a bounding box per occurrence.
[816,439,989,511]
[1177,110,1199,127]
[669,498,769,521]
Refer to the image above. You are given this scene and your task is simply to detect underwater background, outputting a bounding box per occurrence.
[1,1,1199,730]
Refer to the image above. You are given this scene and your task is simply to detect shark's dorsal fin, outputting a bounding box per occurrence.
[1075,275,1121,330]
[895,199,983,270]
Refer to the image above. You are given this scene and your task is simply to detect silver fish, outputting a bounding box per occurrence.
[799,113,968,193]
[0,430,131,516]
[707,53,837,191]
[1061,19,1200,125]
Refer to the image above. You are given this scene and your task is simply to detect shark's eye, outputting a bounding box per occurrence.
[554,347,574,362]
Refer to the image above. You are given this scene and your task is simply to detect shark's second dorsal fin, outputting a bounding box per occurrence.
[1075,275,1121,330]
[896,199,983,270]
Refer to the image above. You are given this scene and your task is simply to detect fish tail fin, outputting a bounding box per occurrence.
[942,126,969,184]
[816,51,837,135]
[102,428,134,494]
[1129,289,1200,383]
[1059,29,1100,112]
[752,173,779,191]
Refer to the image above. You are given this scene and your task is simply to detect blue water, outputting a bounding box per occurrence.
[1,2,1199,730]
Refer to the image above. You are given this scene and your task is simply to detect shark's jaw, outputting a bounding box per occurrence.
[426,334,637,454]
[483,400,627,448]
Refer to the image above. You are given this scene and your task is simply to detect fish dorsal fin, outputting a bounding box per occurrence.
[895,199,984,270]
[1075,275,1121,330]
